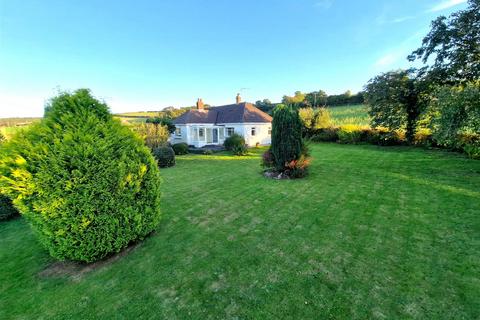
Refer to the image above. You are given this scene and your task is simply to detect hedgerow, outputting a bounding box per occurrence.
[0,89,162,262]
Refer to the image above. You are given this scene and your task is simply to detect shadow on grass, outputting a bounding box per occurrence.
[38,232,155,281]
[387,171,480,199]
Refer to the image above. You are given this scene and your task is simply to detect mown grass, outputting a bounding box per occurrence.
[328,104,370,127]
[1,144,479,319]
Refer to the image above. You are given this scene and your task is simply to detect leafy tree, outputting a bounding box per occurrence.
[299,107,332,135]
[271,104,304,170]
[282,91,306,106]
[255,99,276,114]
[0,89,162,262]
[408,0,480,84]
[146,117,176,134]
[305,90,328,107]
[430,81,480,146]
[364,70,424,143]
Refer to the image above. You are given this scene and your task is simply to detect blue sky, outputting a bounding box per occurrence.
[0,0,469,117]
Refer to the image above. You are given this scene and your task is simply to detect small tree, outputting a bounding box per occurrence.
[0,89,162,262]
[271,104,304,170]
[364,70,424,143]
[299,107,332,135]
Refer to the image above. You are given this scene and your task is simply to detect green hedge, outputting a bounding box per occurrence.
[172,143,189,155]
[153,146,176,167]
[0,89,162,262]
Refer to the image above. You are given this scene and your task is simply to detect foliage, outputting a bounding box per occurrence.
[364,70,423,143]
[231,144,248,156]
[0,195,19,221]
[305,90,328,107]
[0,132,5,144]
[255,99,276,114]
[310,127,340,142]
[283,155,311,179]
[261,148,275,168]
[408,0,480,84]
[146,117,176,134]
[203,149,214,156]
[224,133,246,153]
[0,89,162,262]
[153,146,176,168]
[426,82,480,158]
[282,91,306,106]
[172,142,189,155]
[280,90,364,108]
[299,107,332,135]
[430,82,480,146]
[270,104,306,171]
[132,122,169,149]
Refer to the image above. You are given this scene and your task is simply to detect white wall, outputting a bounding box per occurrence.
[170,122,271,147]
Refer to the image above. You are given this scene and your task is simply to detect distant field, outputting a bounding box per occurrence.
[0,118,40,139]
[328,104,370,127]
[114,111,162,117]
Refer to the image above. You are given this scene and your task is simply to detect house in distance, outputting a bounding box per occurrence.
[170,94,272,148]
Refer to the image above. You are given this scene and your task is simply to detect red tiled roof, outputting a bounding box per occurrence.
[173,102,272,125]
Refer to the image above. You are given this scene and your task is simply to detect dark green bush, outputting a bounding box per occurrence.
[153,146,175,167]
[0,89,162,262]
[310,127,339,142]
[224,133,246,152]
[271,104,304,170]
[203,148,214,155]
[0,195,19,221]
[172,142,189,155]
[231,144,248,156]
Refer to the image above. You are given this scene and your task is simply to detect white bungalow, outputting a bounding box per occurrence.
[170,94,272,148]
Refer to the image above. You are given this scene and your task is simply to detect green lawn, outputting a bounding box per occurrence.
[328,104,370,127]
[1,144,479,319]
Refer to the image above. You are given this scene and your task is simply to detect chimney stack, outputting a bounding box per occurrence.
[196,98,204,110]
[236,93,241,104]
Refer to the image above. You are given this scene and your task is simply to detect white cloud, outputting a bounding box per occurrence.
[375,53,402,67]
[391,16,416,23]
[428,0,467,12]
[314,0,333,9]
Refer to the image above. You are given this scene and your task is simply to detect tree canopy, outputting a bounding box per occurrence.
[408,0,480,84]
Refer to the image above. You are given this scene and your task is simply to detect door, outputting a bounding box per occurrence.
[212,128,218,144]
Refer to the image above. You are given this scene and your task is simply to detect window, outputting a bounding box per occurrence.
[251,127,256,136]
[199,128,205,140]
[175,127,182,136]
[226,127,234,137]
[268,127,272,135]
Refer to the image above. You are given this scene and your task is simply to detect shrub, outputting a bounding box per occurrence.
[271,105,304,170]
[153,146,175,167]
[0,195,19,221]
[430,82,480,150]
[261,148,275,168]
[284,155,311,179]
[224,133,246,151]
[131,122,169,149]
[172,142,189,155]
[0,89,162,262]
[338,127,363,144]
[231,144,248,156]
[310,127,339,142]
[203,149,214,155]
